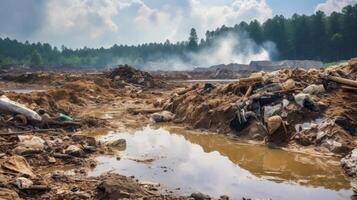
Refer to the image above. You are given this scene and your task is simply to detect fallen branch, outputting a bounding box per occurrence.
[327,75,357,88]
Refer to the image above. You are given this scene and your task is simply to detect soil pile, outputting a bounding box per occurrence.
[5,80,117,116]
[107,65,164,88]
[163,58,357,156]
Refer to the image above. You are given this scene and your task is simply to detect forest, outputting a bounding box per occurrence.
[0,4,356,68]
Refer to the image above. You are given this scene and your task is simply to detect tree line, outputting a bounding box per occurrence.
[0,4,356,68]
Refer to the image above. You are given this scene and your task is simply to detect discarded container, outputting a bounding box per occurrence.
[0,96,41,121]
[282,79,296,90]
[57,113,73,121]
[267,115,283,135]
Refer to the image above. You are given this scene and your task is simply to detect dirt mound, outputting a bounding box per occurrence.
[163,58,357,156]
[5,80,116,116]
[107,65,165,88]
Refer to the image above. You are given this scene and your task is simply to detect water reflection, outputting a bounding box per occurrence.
[90,126,352,200]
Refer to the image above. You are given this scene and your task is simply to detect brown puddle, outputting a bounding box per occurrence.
[89,126,353,200]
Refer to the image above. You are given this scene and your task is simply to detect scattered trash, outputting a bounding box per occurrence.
[294,93,319,111]
[267,115,283,135]
[0,96,42,121]
[1,155,35,177]
[57,113,73,121]
[14,135,46,155]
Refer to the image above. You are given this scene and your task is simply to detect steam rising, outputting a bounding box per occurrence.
[114,32,277,71]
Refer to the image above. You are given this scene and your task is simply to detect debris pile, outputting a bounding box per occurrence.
[107,65,164,88]
[163,58,357,155]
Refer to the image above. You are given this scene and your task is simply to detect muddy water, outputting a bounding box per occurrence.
[89,126,353,200]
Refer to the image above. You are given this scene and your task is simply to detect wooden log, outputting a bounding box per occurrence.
[327,75,357,88]
[239,75,263,84]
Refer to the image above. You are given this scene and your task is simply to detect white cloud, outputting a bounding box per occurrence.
[190,0,272,31]
[13,0,273,48]
[315,0,357,15]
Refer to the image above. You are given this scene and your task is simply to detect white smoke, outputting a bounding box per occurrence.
[187,32,276,68]
[113,32,278,71]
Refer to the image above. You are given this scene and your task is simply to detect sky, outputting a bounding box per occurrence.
[0,0,356,48]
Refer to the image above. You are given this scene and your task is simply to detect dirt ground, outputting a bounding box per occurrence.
[0,62,356,199]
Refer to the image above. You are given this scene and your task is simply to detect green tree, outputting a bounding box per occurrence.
[188,28,198,51]
[31,50,42,65]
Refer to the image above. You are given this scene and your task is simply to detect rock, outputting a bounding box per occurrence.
[105,139,126,150]
[1,155,35,177]
[65,145,84,157]
[190,192,211,200]
[15,177,33,189]
[302,84,325,95]
[341,148,357,177]
[150,111,175,123]
[267,115,283,135]
[0,188,21,200]
[14,135,45,155]
[95,174,150,200]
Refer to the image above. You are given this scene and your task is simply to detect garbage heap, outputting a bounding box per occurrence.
[164,58,357,156]
[107,65,163,88]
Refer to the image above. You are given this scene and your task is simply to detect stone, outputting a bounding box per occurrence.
[150,111,175,123]
[65,145,84,157]
[190,192,211,200]
[15,177,33,189]
[105,139,126,151]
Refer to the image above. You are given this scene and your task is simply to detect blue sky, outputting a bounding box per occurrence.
[0,0,356,48]
[268,0,325,16]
